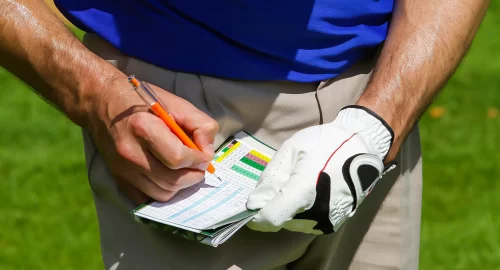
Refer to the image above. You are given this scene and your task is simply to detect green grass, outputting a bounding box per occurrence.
[0,30,102,269]
[0,6,499,269]
[419,4,500,269]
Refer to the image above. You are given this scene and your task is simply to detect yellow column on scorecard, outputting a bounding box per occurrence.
[250,150,271,162]
[216,142,241,163]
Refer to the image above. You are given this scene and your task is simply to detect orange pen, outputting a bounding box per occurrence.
[127,75,219,178]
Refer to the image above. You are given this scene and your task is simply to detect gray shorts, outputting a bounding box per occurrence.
[82,34,422,270]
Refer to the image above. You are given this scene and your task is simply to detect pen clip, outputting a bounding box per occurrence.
[128,75,173,117]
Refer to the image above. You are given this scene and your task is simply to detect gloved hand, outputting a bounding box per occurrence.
[246,105,397,235]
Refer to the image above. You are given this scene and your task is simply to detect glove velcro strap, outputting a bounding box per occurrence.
[342,153,384,211]
[335,105,394,161]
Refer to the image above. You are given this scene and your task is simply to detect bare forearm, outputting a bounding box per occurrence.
[0,0,124,128]
[357,0,489,161]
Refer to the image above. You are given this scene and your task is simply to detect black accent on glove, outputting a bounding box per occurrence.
[358,164,380,191]
[342,154,361,211]
[342,153,383,211]
[293,154,387,234]
[294,172,334,234]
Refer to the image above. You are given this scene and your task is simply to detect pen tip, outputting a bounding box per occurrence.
[213,174,223,182]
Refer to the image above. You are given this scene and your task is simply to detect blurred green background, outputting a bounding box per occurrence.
[0,2,499,270]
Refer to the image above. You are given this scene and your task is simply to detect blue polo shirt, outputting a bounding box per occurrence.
[54,0,394,82]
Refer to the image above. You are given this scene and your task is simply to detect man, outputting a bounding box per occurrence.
[0,0,488,269]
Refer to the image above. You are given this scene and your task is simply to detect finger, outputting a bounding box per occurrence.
[250,165,316,230]
[143,151,206,191]
[166,99,218,157]
[116,180,151,205]
[131,173,177,203]
[129,113,211,170]
[152,168,206,191]
[246,139,296,210]
[191,121,218,157]
[247,126,322,210]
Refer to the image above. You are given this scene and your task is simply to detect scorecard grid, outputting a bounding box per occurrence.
[135,138,271,230]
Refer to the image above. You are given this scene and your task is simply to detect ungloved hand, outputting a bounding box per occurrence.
[246,105,397,234]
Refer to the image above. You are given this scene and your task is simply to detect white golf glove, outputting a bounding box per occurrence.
[246,106,397,234]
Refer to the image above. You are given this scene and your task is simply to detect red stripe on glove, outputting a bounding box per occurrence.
[316,133,357,184]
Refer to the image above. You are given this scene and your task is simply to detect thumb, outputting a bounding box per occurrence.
[156,88,219,157]
[192,122,218,158]
[182,146,214,171]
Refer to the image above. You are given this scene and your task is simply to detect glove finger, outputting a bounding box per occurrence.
[247,126,323,210]
[248,163,318,232]
[246,139,297,210]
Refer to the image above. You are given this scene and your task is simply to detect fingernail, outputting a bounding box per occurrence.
[205,144,215,156]
[198,162,209,171]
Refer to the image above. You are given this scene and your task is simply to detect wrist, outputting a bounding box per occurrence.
[6,31,130,131]
[55,68,125,131]
[355,97,407,162]
[80,71,139,132]
[45,42,134,131]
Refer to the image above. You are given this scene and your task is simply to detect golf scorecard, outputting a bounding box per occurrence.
[131,131,276,247]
